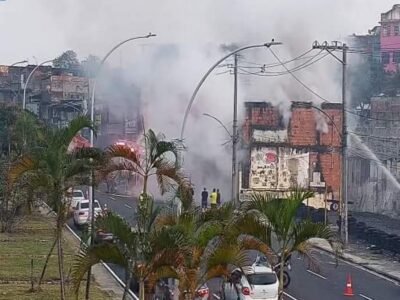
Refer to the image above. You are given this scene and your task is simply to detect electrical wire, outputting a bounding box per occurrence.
[261,48,400,122]
[238,48,315,69]
[237,51,329,77]
[267,47,334,103]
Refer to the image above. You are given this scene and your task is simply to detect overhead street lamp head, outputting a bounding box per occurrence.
[264,39,282,48]
[147,32,157,37]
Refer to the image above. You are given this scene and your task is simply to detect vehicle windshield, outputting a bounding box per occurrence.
[247,273,277,285]
[73,191,84,198]
[80,202,100,209]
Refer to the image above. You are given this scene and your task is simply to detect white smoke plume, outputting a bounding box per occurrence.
[0,0,394,201]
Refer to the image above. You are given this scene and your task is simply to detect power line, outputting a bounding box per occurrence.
[267,47,334,103]
[237,51,329,77]
[238,48,315,69]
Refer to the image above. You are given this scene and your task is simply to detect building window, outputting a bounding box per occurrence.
[395,25,400,36]
[383,25,390,36]
[394,51,400,63]
[382,52,390,64]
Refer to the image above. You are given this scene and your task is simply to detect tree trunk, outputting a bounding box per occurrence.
[279,254,285,300]
[122,270,132,300]
[142,175,148,196]
[38,237,58,288]
[57,229,66,300]
[139,280,145,300]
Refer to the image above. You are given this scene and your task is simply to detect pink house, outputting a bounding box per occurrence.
[380,4,400,72]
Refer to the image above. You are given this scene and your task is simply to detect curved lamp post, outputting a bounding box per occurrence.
[23,59,53,109]
[179,41,281,204]
[85,33,156,300]
[203,113,232,139]
[88,33,156,147]
[180,41,281,141]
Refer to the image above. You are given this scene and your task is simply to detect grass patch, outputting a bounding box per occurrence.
[0,213,112,299]
[0,283,111,300]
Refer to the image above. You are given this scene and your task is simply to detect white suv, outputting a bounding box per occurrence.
[221,264,279,300]
[69,189,86,212]
[73,200,102,227]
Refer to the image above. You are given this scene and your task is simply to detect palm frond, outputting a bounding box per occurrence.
[106,144,141,167]
[154,160,184,195]
[8,156,39,187]
[294,241,321,273]
[71,243,127,297]
[238,235,276,264]
[290,220,341,255]
[200,245,250,282]
[99,160,142,181]
[95,212,137,250]
[59,116,95,148]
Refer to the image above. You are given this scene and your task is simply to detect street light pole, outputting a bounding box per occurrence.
[23,59,53,110]
[85,33,156,300]
[232,54,239,204]
[179,41,282,205]
[180,41,282,142]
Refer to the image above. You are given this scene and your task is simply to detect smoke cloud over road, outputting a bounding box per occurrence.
[0,0,394,200]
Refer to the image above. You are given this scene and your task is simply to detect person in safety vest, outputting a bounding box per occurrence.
[210,188,217,209]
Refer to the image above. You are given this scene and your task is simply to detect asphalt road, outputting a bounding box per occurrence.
[70,190,400,300]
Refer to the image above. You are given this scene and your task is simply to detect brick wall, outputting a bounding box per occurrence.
[319,108,342,147]
[289,106,317,146]
[242,101,343,199]
[243,102,281,142]
[319,152,342,200]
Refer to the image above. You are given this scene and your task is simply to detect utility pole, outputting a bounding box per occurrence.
[342,44,348,245]
[232,54,239,204]
[312,41,348,244]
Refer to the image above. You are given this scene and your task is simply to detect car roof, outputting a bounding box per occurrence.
[241,264,274,274]
[251,265,274,273]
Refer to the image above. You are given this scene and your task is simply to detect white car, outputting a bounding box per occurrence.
[69,189,86,211]
[73,199,102,227]
[221,263,279,300]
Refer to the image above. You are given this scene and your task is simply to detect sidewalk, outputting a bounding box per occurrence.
[310,238,400,283]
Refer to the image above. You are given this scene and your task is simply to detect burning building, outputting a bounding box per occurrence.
[241,101,343,209]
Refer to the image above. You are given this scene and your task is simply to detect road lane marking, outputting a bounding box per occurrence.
[315,248,400,286]
[359,294,374,300]
[213,293,221,299]
[283,292,299,300]
[110,196,116,201]
[306,269,327,280]
[124,204,132,209]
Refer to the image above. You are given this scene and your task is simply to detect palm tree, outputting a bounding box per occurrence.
[154,203,252,300]
[242,190,341,296]
[71,205,188,300]
[103,129,185,199]
[8,116,99,300]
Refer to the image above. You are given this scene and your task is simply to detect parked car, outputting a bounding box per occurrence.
[68,189,86,212]
[73,199,102,227]
[220,261,279,300]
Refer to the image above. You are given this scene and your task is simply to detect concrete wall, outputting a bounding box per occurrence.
[348,157,400,218]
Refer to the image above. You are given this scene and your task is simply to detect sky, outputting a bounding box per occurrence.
[0,0,397,198]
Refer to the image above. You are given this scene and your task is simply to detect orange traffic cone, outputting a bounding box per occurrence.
[343,274,354,296]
